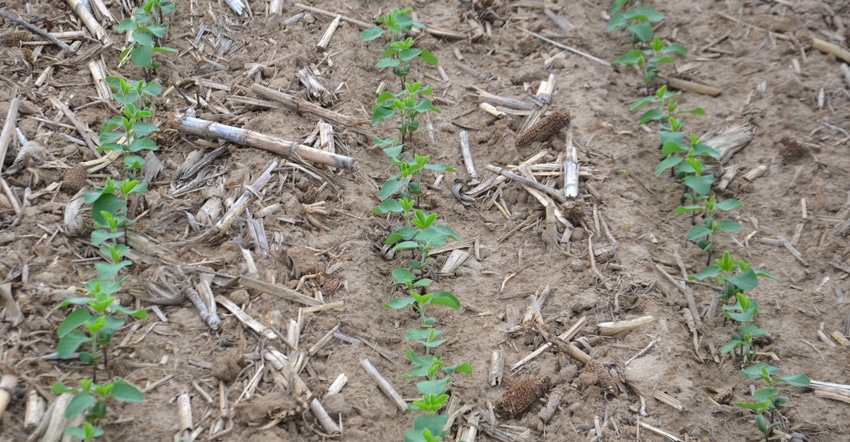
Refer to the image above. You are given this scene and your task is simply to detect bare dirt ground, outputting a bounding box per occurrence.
[2,0,850,441]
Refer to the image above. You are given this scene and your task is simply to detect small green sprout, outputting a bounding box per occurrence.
[734,363,810,441]
[52,379,144,442]
[614,35,689,83]
[608,2,664,43]
[115,0,177,71]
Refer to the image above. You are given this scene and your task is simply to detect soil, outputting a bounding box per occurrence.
[1,0,850,441]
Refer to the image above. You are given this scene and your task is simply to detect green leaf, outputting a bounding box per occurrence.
[733,399,771,411]
[392,241,419,252]
[662,44,689,56]
[778,373,811,387]
[360,26,384,41]
[432,225,460,241]
[65,392,96,419]
[57,331,90,358]
[383,297,416,309]
[624,7,664,23]
[661,141,688,155]
[128,138,157,152]
[132,122,159,137]
[392,268,415,284]
[692,143,720,158]
[659,130,685,145]
[113,92,140,106]
[147,23,168,38]
[57,307,93,337]
[647,56,675,65]
[693,265,719,280]
[387,227,418,245]
[405,415,449,442]
[628,22,654,43]
[420,49,438,65]
[683,174,714,196]
[90,229,124,246]
[720,340,743,354]
[610,0,629,16]
[686,225,712,240]
[374,199,403,214]
[115,18,137,33]
[753,388,779,402]
[742,363,780,379]
[755,415,778,436]
[447,362,473,375]
[613,50,644,66]
[428,291,461,310]
[95,260,133,280]
[131,30,154,46]
[376,57,400,68]
[417,378,450,396]
[372,103,396,126]
[111,381,144,402]
[629,96,658,111]
[717,220,742,233]
[676,205,703,214]
[740,323,768,337]
[638,109,664,126]
[124,155,145,170]
[607,12,629,31]
[716,199,743,211]
[406,328,437,342]
[655,155,683,175]
[153,46,178,54]
[398,48,422,62]
[423,163,454,172]
[680,107,706,115]
[727,269,759,291]
[142,81,162,96]
[379,177,405,200]
[130,44,153,68]
[415,227,448,248]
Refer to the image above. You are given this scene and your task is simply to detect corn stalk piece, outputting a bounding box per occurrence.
[175,114,354,169]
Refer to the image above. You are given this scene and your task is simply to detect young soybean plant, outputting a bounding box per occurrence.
[360,8,438,85]
[614,35,688,84]
[677,194,743,259]
[115,0,177,73]
[692,252,777,360]
[404,352,472,442]
[51,379,144,442]
[361,8,440,147]
[734,363,810,441]
[608,1,664,44]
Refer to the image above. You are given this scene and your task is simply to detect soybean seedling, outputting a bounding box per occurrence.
[372,81,441,145]
[373,149,454,209]
[360,8,438,86]
[383,204,460,275]
[607,2,664,43]
[56,279,147,380]
[631,85,705,132]
[115,0,177,74]
[384,261,461,331]
[692,251,778,302]
[99,76,162,176]
[51,379,144,442]
[613,35,688,84]
[677,194,742,258]
[734,363,810,441]
[403,353,472,442]
[719,292,765,361]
